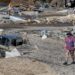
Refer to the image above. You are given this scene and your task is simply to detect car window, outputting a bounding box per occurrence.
[11,37,23,46]
[1,37,9,46]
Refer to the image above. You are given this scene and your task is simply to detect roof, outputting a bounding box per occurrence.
[0,34,21,40]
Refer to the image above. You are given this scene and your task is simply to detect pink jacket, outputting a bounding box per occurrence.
[65,36,75,50]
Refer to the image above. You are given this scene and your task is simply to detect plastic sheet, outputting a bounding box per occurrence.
[5,48,21,58]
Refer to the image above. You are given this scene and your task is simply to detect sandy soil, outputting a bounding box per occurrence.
[0,57,56,75]
[0,27,74,75]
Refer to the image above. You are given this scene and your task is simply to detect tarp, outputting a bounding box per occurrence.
[5,48,21,58]
[42,34,47,40]
[10,16,26,22]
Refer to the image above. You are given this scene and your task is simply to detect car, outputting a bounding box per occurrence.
[0,34,23,58]
[0,34,23,46]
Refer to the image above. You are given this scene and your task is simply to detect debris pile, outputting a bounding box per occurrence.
[0,14,12,24]
[40,29,69,40]
[0,6,75,26]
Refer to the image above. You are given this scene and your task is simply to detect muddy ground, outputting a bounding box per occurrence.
[0,26,74,75]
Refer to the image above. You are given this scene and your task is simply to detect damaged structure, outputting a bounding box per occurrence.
[0,0,75,8]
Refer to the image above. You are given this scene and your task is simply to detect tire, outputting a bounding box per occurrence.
[0,50,6,58]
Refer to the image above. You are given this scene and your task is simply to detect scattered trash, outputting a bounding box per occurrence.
[58,34,65,40]
[41,30,47,36]
[45,18,50,24]
[21,11,38,16]
[72,26,75,34]
[42,34,47,40]
[57,17,67,23]
[33,19,41,24]
[0,29,4,35]
[5,48,21,58]
[10,16,27,23]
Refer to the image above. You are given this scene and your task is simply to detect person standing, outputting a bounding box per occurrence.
[63,32,75,65]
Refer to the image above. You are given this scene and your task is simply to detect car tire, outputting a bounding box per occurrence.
[0,50,6,58]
